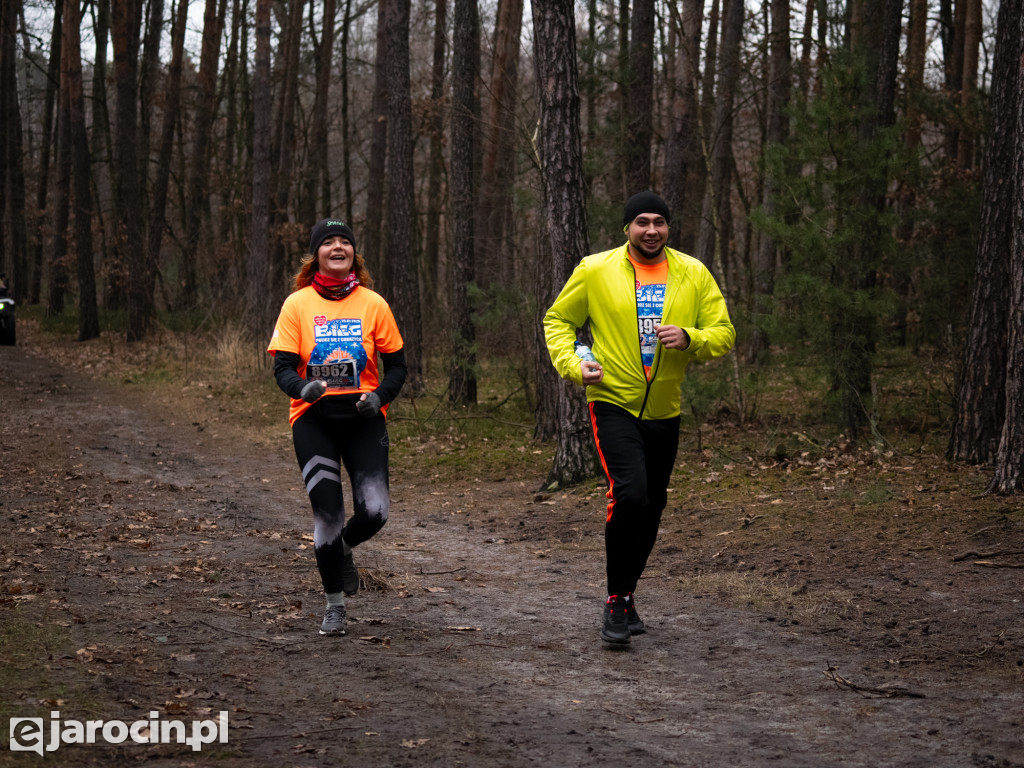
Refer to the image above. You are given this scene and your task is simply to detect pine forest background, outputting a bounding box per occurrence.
[1,0,1022,491]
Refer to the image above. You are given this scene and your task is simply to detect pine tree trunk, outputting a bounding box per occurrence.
[182,0,226,306]
[890,0,928,347]
[476,0,523,287]
[308,0,336,221]
[532,0,599,488]
[950,0,1020,465]
[382,0,423,395]
[663,0,702,252]
[91,0,118,311]
[64,0,99,340]
[747,0,790,363]
[624,0,654,194]
[138,0,165,182]
[217,0,242,255]
[423,0,447,309]
[832,0,902,440]
[148,0,188,287]
[111,0,150,340]
[246,0,274,337]
[364,0,388,274]
[695,0,742,277]
[1,0,28,303]
[29,0,62,306]
[955,0,982,168]
[340,0,353,222]
[50,20,72,317]
[989,136,1024,494]
[989,2,1024,494]
[449,0,479,405]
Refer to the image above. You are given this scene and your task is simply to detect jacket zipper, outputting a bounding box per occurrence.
[631,259,663,419]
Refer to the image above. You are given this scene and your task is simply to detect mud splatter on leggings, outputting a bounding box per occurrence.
[291,408,390,594]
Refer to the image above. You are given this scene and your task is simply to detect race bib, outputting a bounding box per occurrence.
[636,284,665,368]
[307,318,367,389]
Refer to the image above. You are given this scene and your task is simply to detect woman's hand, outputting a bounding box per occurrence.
[300,380,327,403]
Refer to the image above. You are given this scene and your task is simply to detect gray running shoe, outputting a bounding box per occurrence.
[625,593,646,635]
[341,552,360,596]
[319,604,346,636]
[600,595,631,645]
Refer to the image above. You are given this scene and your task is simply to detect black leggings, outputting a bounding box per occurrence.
[589,401,680,596]
[292,408,390,594]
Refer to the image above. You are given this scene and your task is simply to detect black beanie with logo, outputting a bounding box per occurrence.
[309,218,357,254]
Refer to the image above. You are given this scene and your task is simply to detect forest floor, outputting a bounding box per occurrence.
[1,318,1023,767]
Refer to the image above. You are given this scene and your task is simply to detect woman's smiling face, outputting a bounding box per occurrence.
[316,235,355,279]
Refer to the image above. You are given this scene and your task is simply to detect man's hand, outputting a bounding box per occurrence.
[581,360,604,386]
[356,391,382,417]
[655,324,690,350]
[300,379,327,403]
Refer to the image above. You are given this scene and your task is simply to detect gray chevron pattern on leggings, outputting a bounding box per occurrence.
[302,455,341,494]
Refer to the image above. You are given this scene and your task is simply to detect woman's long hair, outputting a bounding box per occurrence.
[292,251,374,292]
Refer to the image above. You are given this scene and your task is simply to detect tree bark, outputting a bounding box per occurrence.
[949,0,1020,465]
[49,6,73,317]
[308,0,336,222]
[942,0,967,161]
[836,0,903,440]
[695,0,743,280]
[747,0,791,363]
[245,0,274,337]
[215,0,244,265]
[64,0,99,340]
[624,0,654,194]
[423,0,447,308]
[339,0,354,222]
[91,0,118,310]
[364,0,388,275]
[955,0,982,169]
[138,0,165,187]
[28,0,62,305]
[147,0,189,286]
[382,0,423,395]
[988,3,1024,494]
[1,0,28,303]
[891,0,928,347]
[476,0,523,287]
[111,0,150,340]
[272,0,302,248]
[181,0,226,306]
[797,0,814,101]
[663,0,702,252]
[449,0,479,405]
[532,0,599,488]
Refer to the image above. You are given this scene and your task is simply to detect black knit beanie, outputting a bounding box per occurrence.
[309,218,357,254]
[622,191,671,227]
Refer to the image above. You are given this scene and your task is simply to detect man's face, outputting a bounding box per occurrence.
[626,214,669,261]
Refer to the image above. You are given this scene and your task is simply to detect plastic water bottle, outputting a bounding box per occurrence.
[574,341,597,362]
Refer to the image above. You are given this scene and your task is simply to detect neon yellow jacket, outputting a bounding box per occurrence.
[544,244,736,420]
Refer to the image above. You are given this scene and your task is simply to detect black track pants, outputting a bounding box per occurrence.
[589,401,680,597]
[292,408,390,594]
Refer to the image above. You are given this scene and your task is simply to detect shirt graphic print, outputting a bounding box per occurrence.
[307,317,367,389]
[631,257,669,374]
